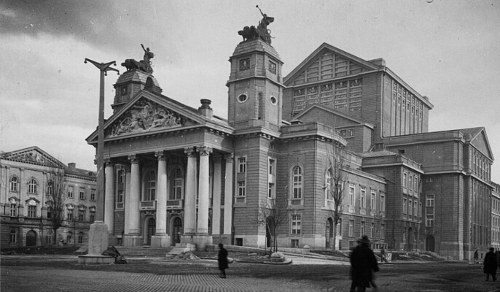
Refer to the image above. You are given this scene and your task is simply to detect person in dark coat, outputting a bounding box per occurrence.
[483,247,497,281]
[350,236,379,292]
[217,243,229,278]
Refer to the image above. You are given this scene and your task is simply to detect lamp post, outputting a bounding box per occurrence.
[83,58,119,258]
[84,59,119,222]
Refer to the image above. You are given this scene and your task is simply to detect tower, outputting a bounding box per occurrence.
[227,38,284,133]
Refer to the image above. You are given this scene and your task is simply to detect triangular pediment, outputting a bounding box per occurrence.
[1,146,66,168]
[88,91,207,142]
[284,43,380,86]
[294,105,373,129]
[467,128,494,160]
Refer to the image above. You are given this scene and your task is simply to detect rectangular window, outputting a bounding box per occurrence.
[403,173,407,188]
[116,190,124,205]
[78,209,85,221]
[349,220,354,236]
[360,221,365,236]
[269,159,275,175]
[237,181,246,203]
[90,189,96,201]
[414,201,418,217]
[238,157,246,173]
[414,177,418,192]
[28,205,36,218]
[371,191,376,211]
[380,224,385,239]
[380,194,386,212]
[426,214,434,227]
[370,223,374,238]
[10,204,17,217]
[292,167,303,200]
[291,214,301,235]
[67,186,74,198]
[269,61,277,74]
[291,239,299,248]
[360,187,366,208]
[268,183,274,199]
[79,188,85,200]
[409,175,413,190]
[67,209,73,221]
[426,194,435,207]
[403,198,407,214]
[349,184,355,205]
[408,199,413,216]
[90,211,95,223]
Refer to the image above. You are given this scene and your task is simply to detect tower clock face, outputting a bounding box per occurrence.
[270,96,277,105]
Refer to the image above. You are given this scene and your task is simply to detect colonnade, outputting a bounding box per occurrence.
[102,146,233,249]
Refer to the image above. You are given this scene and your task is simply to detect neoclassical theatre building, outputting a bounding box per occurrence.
[86,22,494,260]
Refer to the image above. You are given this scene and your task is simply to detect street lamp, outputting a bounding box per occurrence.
[83,58,119,258]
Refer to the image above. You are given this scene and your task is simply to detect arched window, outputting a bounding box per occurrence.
[292,166,303,200]
[47,206,53,219]
[10,229,17,244]
[78,232,84,244]
[144,170,156,201]
[28,178,37,194]
[10,176,19,192]
[66,231,73,244]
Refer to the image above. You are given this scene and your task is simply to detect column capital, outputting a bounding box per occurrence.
[197,146,212,156]
[128,154,138,164]
[224,153,234,162]
[155,151,166,161]
[184,147,196,158]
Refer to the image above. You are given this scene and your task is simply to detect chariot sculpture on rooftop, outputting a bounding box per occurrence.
[238,5,274,44]
[121,44,155,73]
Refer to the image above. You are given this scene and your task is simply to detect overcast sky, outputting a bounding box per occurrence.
[1,0,499,180]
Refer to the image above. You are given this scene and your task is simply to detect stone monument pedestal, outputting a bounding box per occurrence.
[181,234,212,251]
[151,234,170,247]
[78,221,114,264]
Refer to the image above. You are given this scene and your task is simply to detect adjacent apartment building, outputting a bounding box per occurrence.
[0,147,97,247]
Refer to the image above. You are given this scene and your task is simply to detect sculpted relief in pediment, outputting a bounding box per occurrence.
[5,150,61,168]
[108,99,187,137]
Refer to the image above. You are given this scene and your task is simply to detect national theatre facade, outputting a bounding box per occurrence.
[86,16,494,260]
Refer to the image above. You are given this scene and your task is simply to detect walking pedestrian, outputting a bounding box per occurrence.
[474,249,479,264]
[380,248,388,263]
[484,247,497,281]
[350,235,379,292]
[217,243,229,278]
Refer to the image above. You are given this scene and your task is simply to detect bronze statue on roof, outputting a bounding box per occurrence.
[238,5,274,44]
[121,44,155,73]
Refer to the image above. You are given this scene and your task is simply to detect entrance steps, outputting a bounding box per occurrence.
[114,246,173,257]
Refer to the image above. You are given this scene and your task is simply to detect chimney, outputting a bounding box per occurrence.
[198,99,213,119]
[68,163,76,169]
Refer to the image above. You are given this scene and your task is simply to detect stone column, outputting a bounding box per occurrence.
[104,160,115,234]
[124,155,142,246]
[196,146,212,235]
[223,154,234,241]
[183,147,197,235]
[152,151,169,247]
[124,165,131,234]
[212,155,222,240]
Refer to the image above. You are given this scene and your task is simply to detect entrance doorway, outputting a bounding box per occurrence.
[407,227,413,251]
[172,217,182,245]
[326,218,333,249]
[26,230,37,246]
[426,235,435,252]
[146,218,156,245]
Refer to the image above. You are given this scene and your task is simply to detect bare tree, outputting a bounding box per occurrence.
[326,143,347,251]
[257,199,288,253]
[46,168,66,245]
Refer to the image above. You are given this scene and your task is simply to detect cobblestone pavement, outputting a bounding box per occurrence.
[2,266,331,292]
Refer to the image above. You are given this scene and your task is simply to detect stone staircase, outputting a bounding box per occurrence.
[113,246,173,257]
